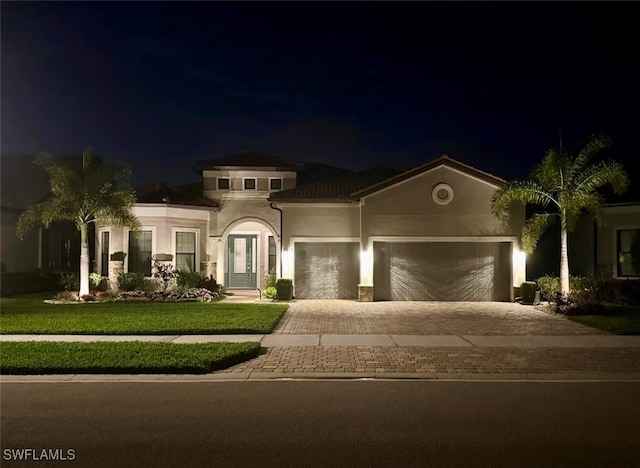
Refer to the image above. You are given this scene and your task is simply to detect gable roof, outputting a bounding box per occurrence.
[352,155,506,199]
[269,155,505,203]
[269,167,402,202]
[135,181,219,208]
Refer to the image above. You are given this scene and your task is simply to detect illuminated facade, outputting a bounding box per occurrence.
[96,153,528,300]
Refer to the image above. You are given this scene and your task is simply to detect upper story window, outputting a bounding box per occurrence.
[217,178,230,190]
[269,178,282,190]
[617,228,640,277]
[243,178,257,190]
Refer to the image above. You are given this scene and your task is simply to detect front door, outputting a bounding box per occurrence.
[227,235,257,288]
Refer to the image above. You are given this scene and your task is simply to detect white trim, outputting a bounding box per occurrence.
[288,236,360,250]
[367,235,518,245]
[123,226,157,277]
[361,163,501,201]
[132,205,211,220]
[172,227,200,273]
[276,202,358,208]
[96,227,111,276]
[242,177,257,191]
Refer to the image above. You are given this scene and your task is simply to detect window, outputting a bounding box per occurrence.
[100,231,110,277]
[268,236,277,273]
[176,231,196,272]
[243,178,256,190]
[270,178,282,190]
[217,178,230,190]
[128,230,152,276]
[617,229,640,277]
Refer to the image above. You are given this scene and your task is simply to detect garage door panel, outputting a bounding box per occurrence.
[374,242,511,301]
[295,242,359,299]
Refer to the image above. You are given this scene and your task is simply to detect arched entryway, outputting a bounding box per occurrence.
[215,218,279,290]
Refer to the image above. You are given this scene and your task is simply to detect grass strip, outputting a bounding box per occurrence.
[0,341,262,374]
[569,304,640,335]
[0,296,288,334]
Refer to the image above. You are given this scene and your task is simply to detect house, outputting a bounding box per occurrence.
[1,156,80,275]
[271,155,526,301]
[98,152,527,301]
[569,202,640,279]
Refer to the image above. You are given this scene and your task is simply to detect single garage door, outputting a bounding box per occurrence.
[373,242,511,301]
[295,242,359,299]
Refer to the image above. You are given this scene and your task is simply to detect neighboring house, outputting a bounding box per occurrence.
[1,155,80,275]
[569,202,640,279]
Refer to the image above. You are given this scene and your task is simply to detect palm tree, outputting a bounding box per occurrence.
[17,148,139,296]
[491,134,629,295]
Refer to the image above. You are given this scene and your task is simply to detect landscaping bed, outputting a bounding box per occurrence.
[0,341,262,374]
[0,294,288,334]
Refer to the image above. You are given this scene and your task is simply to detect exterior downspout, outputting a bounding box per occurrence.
[269,202,283,278]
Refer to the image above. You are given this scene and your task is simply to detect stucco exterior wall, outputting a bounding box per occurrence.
[281,205,360,249]
[211,199,279,238]
[360,166,524,243]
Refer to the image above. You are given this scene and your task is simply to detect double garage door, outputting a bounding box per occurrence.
[374,242,511,301]
[294,241,511,301]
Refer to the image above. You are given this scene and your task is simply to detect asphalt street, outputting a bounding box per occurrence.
[1,380,639,467]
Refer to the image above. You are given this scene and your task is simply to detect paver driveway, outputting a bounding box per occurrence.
[273,300,605,335]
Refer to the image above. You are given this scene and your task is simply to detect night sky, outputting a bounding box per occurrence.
[2,1,638,190]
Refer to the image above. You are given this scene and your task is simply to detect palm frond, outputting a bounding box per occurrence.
[491,180,557,219]
[569,134,612,183]
[531,148,568,191]
[573,159,629,195]
[521,213,557,254]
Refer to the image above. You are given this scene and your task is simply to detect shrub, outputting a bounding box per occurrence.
[264,269,277,289]
[59,272,80,292]
[88,273,109,292]
[118,272,145,291]
[520,281,537,304]
[176,270,206,290]
[201,276,220,293]
[54,290,79,302]
[537,275,560,301]
[153,260,175,290]
[263,286,277,300]
[276,279,293,301]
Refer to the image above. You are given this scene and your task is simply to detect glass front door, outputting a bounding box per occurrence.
[227,235,257,288]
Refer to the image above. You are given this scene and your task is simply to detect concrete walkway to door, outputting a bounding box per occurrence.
[272,300,606,336]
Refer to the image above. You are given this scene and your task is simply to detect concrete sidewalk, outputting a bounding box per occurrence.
[2,333,640,347]
[3,333,640,381]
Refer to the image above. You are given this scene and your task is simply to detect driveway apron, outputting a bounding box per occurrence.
[216,300,640,380]
[272,300,605,335]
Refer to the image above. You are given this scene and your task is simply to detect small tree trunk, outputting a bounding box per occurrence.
[79,223,90,296]
[560,228,570,295]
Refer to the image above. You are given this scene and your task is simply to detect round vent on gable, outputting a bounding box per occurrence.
[432,183,454,205]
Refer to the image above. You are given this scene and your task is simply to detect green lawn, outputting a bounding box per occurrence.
[569,304,640,335]
[0,294,288,334]
[0,341,261,374]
